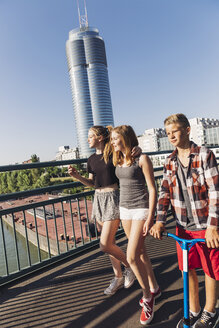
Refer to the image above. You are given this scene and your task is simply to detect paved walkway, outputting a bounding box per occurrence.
[0,218,213,328]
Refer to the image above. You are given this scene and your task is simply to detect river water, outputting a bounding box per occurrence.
[0,220,48,276]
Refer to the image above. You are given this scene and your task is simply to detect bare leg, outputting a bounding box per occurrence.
[141,248,159,291]
[122,220,151,298]
[205,274,219,313]
[100,219,129,277]
[108,255,122,278]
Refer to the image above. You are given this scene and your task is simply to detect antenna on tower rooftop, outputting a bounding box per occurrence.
[77,0,89,29]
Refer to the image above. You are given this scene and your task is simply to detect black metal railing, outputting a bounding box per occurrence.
[0,151,218,287]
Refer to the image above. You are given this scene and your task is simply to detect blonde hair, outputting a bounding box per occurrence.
[111,125,138,166]
[89,125,113,163]
[164,113,190,128]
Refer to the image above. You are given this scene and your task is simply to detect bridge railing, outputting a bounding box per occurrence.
[0,158,163,286]
[0,152,217,287]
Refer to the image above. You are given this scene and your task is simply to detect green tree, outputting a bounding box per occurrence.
[17,170,33,191]
[0,173,9,194]
[31,168,42,184]
[54,167,62,177]
[61,167,68,177]
[30,154,44,183]
[45,167,55,177]
[34,172,51,188]
[31,154,40,162]
[7,171,19,193]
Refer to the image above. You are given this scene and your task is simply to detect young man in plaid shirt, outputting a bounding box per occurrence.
[150,114,219,328]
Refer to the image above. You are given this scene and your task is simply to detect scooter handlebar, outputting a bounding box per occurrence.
[161,231,205,245]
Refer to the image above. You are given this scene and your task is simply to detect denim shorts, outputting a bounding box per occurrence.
[92,189,120,223]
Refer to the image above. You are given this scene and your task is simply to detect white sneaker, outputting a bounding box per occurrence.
[124,267,135,289]
[104,277,124,295]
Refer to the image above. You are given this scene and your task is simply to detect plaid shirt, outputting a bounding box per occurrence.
[157,142,219,228]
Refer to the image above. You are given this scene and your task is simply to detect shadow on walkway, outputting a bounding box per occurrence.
[0,221,207,328]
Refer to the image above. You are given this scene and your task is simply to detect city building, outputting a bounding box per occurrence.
[23,159,33,164]
[189,117,219,146]
[66,3,114,158]
[138,117,219,168]
[148,152,171,168]
[55,146,79,161]
[138,128,174,153]
[138,117,219,153]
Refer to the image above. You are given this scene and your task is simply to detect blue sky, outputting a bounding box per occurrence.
[0,0,219,165]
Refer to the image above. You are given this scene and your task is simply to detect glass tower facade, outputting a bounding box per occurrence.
[66,27,114,158]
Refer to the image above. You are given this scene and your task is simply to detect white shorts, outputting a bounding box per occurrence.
[120,207,149,221]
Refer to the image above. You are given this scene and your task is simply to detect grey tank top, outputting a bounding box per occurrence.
[115,159,149,209]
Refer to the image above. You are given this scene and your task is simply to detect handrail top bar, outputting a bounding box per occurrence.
[0,190,94,216]
[0,150,217,173]
[0,153,169,172]
[0,158,88,172]
[0,181,83,202]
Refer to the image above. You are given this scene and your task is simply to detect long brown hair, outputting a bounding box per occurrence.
[89,125,113,163]
[111,125,138,166]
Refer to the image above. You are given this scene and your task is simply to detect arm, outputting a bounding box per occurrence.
[68,165,94,188]
[203,150,219,248]
[155,163,171,223]
[139,155,157,236]
[150,161,171,239]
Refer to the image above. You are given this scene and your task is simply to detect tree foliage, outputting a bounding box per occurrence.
[31,154,40,162]
[0,155,85,195]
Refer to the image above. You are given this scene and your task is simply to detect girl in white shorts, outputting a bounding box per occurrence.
[68,126,138,296]
[111,125,160,326]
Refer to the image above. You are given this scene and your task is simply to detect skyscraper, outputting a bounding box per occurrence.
[66,3,114,157]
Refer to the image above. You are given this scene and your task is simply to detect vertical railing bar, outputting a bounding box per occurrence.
[69,200,77,248]
[84,197,91,242]
[61,201,69,252]
[0,216,9,276]
[33,208,41,262]
[52,204,60,255]
[43,206,51,258]
[77,198,84,245]
[12,213,21,271]
[93,216,99,239]
[91,194,99,239]
[22,211,31,267]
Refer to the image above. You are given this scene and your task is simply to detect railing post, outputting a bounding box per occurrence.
[23,211,32,267]
[61,202,69,252]
[77,198,84,245]
[0,216,9,276]
[33,208,42,262]
[12,213,21,271]
[52,204,60,255]
[43,206,51,258]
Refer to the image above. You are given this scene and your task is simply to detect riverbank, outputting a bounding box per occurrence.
[0,194,93,255]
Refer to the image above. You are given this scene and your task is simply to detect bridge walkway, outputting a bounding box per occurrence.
[0,218,209,328]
